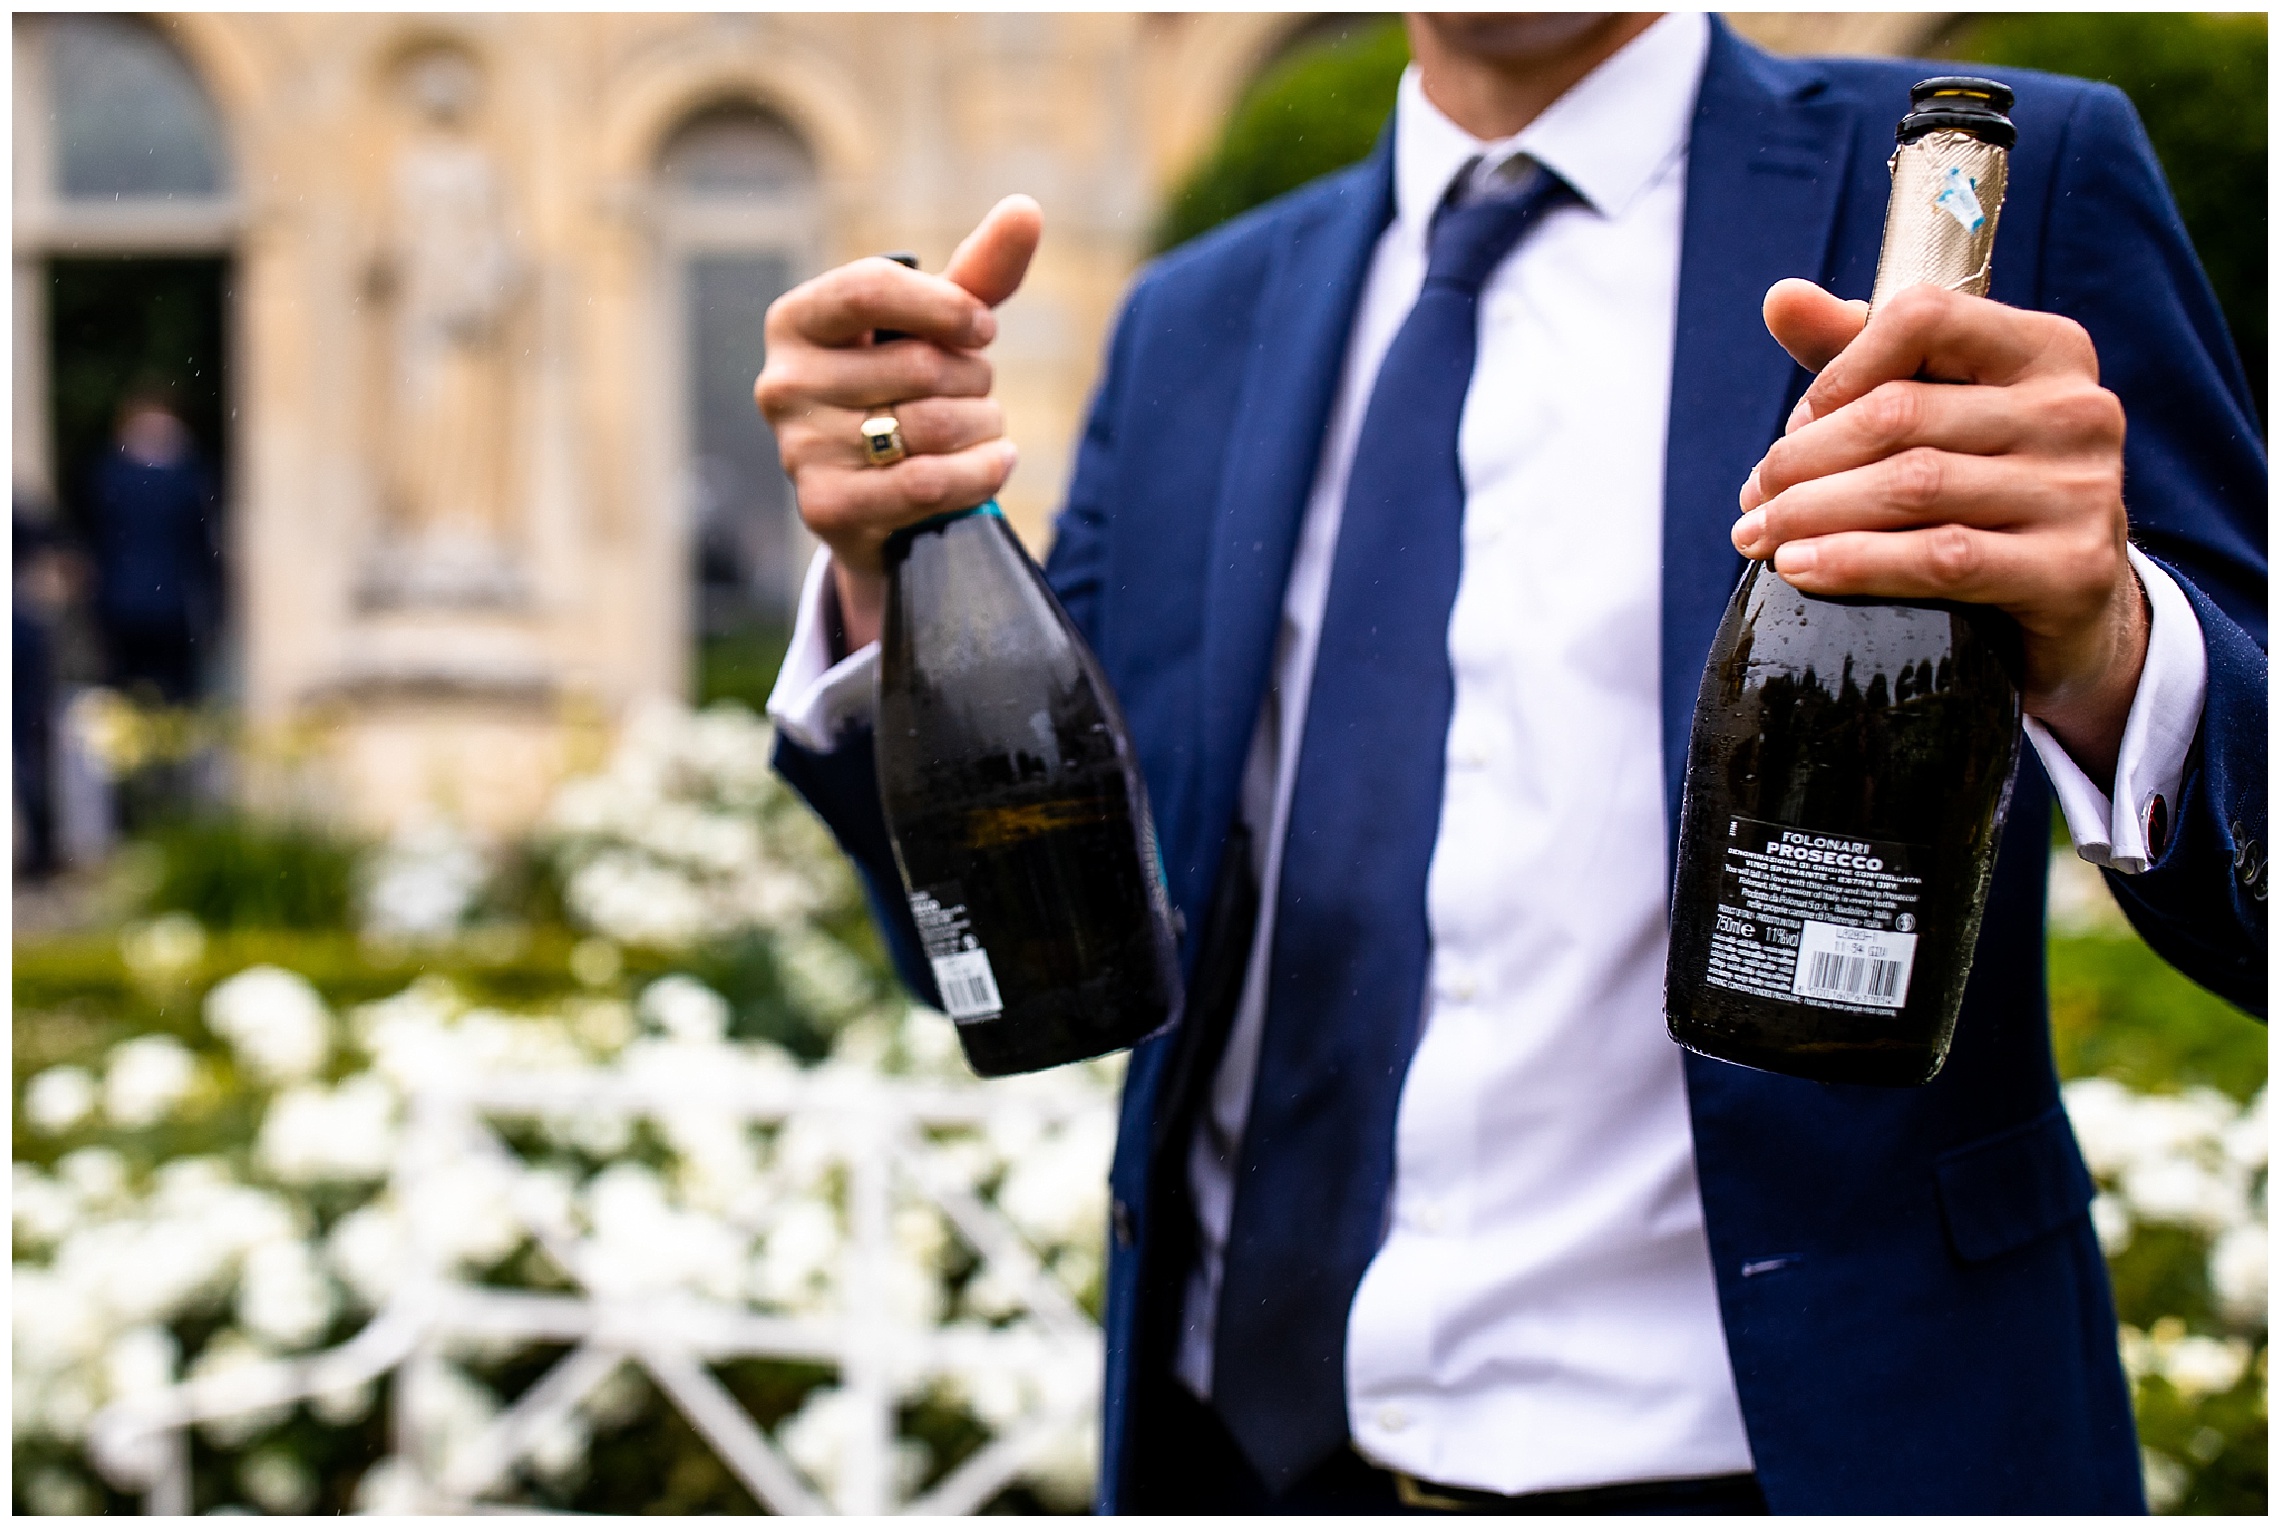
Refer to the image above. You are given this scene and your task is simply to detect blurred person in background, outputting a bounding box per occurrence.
[14,491,75,879]
[755,12,2264,1516]
[86,385,222,707]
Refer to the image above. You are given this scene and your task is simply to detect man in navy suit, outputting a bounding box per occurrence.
[756,14,2265,1513]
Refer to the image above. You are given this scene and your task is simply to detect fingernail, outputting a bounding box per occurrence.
[1000,440,1020,474]
[1739,466,1764,511]
[1733,508,1766,550]
[1784,397,1813,435]
[970,309,997,345]
[1775,541,1817,576]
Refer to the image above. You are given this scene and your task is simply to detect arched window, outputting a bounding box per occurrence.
[45,13,230,201]
[656,102,819,648]
[658,102,813,199]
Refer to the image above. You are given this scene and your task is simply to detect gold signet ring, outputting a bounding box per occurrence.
[860,412,907,468]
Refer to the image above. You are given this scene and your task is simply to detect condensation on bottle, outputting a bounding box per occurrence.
[1665,79,2024,1087]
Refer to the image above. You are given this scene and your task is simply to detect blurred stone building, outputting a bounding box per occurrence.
[12,13,1945,835]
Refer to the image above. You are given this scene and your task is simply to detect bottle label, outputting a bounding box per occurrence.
[908,885,1005,1023]
[1703,817,1924,1016]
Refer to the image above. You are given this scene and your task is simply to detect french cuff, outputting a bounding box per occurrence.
[2025,546,2207,875]
[764,548,880,753]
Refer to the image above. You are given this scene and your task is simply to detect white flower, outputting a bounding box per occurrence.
[2140,1447,2190,1513]
[565,853,716,947]
[998,1115,1114,1251]
[2120,1155,2242,1234]
[237,1237,337,1349]
[14,1165,78,1246]
[2087,1192,2132,1255]
[361,816,489,941]
[779,1386,930,1509]
[579,1161,748,1301]
[570,937,624,989]
[36,1371,100,1442]
[2207,1223,2268,1324]
[581,1362,649,1429]
[2221,1090,2267,1173]
[258,1076,398,1183]
[416,1157,526,1271]
[328,1202,409,1307]
[25,1065,98,1133]
[961,1262,1027,1324]
[119,911,207,985]
[103,1034,198,1128]
[897,1005,968,1077]
[103,1325,178,1401]
[2160,1333,2251,1397]
[639,975,732,1045]
[2045,847,2128,937]
[188,1333,294,1447]
[312,1374,378,1426]
[528,1411,591,1486]
[205,966,332,1083]
[1024,1414,1100,1511]
[401,1362,499,1477]
[240,1445,318,1514]
[56,1145,130,1205]
[778,929,874,1019]
[753,1199,841,1312]
[354,1457,427,1515]
[22,1466,97,1515]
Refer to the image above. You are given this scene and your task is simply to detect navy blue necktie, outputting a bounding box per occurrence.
[1211,164,1575,1492]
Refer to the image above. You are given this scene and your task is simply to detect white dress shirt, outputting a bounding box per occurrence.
[769,10,2208,1497]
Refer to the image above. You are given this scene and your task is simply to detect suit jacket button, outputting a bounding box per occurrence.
[2232,824,2265,900]
[1112,1199,1136,1249]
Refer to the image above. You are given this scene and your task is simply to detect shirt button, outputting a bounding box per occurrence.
[1444,977,1477,1004]
[1415,1204,1446,1234]
[1375,1404,1411,1434]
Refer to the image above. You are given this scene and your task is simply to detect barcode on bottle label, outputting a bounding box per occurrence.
[1702,817,1925,1017]
[1792,920,1916,1009]
[929,950,1004,1022]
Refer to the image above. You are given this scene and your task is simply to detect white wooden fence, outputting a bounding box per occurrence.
[86,1060,1104,1514]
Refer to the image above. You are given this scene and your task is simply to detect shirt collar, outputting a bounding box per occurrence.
[1393,11,1711,233]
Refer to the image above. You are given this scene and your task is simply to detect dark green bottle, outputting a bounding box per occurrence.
[1666,79,2024,1086]
[875,502,1183,1076]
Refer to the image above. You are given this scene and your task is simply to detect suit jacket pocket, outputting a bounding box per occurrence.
[1934,1103,2098,1263]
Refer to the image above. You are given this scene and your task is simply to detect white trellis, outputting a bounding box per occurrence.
[85,1060,1105,1514]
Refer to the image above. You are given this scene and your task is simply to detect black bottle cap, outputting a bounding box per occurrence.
[1897,76,2016,150]
[872,252,923,343]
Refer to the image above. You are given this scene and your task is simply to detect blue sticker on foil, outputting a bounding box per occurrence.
[1933,166,1985,233]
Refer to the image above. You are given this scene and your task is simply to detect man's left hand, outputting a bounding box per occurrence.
[1736,277,2146,789]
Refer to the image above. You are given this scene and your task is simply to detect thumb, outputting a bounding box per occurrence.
[943,194,1043,310]
[1763,277,1868,374]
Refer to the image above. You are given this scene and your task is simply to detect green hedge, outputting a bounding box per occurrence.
[1947,13,2267,424]
[1157,13,2267,433]
[1153,19,1408,253]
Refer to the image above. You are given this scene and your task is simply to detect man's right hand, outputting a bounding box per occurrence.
[755,194,1043,652]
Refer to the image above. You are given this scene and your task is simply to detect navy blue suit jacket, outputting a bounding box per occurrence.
[777,24,2267,1513]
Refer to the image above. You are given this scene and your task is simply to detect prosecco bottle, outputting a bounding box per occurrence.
[1666,79,2025,1086]
[875,501,1184,1076]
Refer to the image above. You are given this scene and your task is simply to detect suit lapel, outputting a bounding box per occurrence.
[1193,134,1396,876]
[1660,23,1855,843]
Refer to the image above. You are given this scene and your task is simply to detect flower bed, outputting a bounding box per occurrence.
[13,705,2267,1513]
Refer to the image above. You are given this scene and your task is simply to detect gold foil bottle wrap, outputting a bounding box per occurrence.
[1870,129,2009,312]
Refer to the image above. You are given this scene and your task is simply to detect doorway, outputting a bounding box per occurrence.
[46,255,234,700]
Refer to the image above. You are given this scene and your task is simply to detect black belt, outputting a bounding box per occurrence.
[1390,1467,1768,1515]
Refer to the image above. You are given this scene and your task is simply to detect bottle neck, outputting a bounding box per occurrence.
[1870,129,2008,313]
